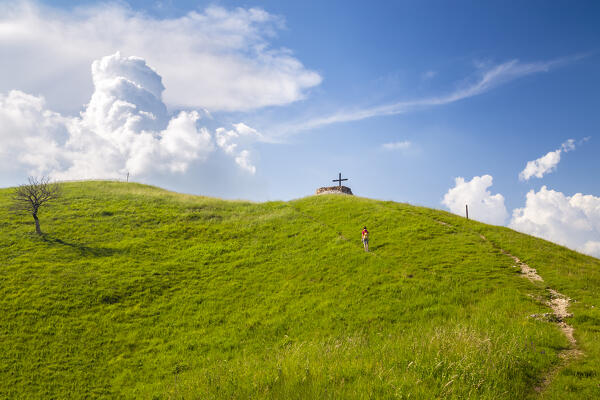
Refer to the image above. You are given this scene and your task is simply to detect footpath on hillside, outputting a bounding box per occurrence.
[480,234,583,393]
[436,218,584,395]
[377,201,583,395]
[291,199,583,395]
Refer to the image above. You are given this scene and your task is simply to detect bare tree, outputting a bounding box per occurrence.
[12,176,62,235]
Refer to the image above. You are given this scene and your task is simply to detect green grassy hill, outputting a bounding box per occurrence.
[1,181,599,399]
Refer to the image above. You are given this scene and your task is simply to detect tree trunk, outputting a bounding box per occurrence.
[33,213,42,235]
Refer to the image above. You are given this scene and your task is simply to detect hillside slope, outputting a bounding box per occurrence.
[1,181,599,399]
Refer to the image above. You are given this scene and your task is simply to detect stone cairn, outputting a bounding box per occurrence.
[316,172,353,195]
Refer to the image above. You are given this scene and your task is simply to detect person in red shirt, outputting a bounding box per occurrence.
[361,226,369,252]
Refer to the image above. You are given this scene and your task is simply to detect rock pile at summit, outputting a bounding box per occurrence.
[316,172,353,195]
[316,186,353,195]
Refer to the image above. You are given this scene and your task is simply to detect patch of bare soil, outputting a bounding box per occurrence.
[501,249,543,282]
[534,290,584,392]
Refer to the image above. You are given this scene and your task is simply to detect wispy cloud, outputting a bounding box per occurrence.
[422,70,437,80]
[276,55,583,136]
[382,141,411,150]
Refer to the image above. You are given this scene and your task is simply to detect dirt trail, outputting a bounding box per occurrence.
[477,234,583,393]
[498,247,543,282]
[301,203,584,393]
[295,203,583,393]
[382,211,584,394]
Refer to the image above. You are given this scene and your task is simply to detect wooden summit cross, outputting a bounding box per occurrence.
[315,172,353,195]
[332,172,348,187]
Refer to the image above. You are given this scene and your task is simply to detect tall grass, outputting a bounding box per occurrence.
[0,181,598,399]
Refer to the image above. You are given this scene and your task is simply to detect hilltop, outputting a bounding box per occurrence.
[1,181,599,399]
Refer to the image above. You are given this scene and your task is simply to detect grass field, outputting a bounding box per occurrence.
[1,181,599,399]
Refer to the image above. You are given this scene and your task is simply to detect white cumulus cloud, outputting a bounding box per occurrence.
[442,175,508,225]
[0,53,259,182]
[0,1,321,113]
[519,139,576,181]
[215,123,262,174]
[0,90,71,176]
[510,186,600,258]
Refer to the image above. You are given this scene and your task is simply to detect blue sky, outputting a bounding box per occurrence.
[1,0,599,255]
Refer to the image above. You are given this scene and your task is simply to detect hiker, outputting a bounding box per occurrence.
[361,226,369,252]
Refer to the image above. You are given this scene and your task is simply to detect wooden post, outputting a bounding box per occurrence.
[466,204,469,220]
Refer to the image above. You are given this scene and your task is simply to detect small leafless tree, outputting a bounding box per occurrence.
[12,176,62,235]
